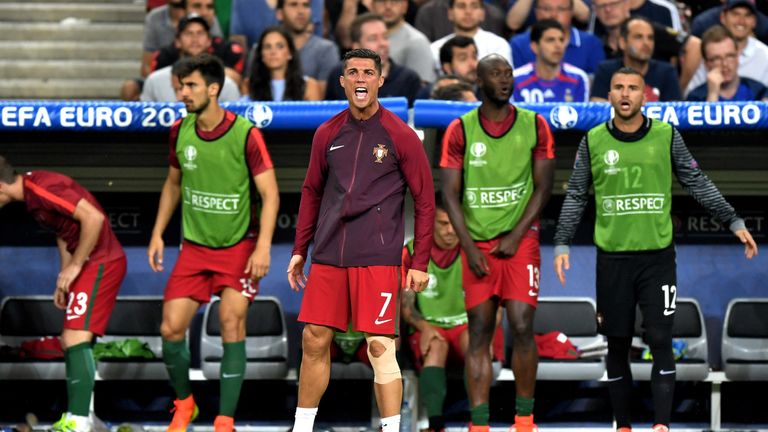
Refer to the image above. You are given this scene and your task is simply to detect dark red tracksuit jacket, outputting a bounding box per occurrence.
[292,106,435,272]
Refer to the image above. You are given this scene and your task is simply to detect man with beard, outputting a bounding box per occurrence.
[276,0,340,96]
[591,16,681,101]
[440,54,555,432]
[371,0,436,83]
[147,53,279,432]
[141,15,241,102]
[287,48,434,432]
[554,67,758,432]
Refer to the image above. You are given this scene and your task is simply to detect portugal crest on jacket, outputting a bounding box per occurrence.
[373,144,388,163]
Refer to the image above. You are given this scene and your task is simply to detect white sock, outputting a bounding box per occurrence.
[293,407,318,432]
[380,414,401,432]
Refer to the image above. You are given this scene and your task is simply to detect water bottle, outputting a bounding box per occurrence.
[400,401,412,432]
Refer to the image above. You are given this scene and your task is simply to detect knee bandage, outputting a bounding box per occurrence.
[365,335,401,384]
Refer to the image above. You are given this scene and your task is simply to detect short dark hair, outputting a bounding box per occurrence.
[619,16,653,40]
[449,0,483,9]
[530,19,564,44]
[431,81,474,101]
[434,193,446,212]
[350,12,385,44]
[342,48,382,75]
[439,36,476,65]
[0,155,18,184]
[176,13,210,37]
[611,66,645,82]
[701,25,738,60]
[174,53,226,96]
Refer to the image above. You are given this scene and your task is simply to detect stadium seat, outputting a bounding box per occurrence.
[200,296,289,379]
[0,296,66,380]
[505,297,606,381]
[721,298,768,381]
[96,296,166,380]
[631,297,710,380]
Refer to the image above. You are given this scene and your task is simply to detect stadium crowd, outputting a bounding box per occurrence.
[125,0,768,104]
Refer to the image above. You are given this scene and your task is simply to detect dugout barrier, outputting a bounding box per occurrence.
[0,100,766,429]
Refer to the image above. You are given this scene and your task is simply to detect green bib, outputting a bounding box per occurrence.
[407,241,467,328]
[588,120,673,252]
[461,108,537,240]
[177,114,253,247]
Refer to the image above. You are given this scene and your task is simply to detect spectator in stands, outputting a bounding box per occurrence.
[401,196,502,432]
[141,17,241,101]
[371,0,437,83]
[510,0,605,76]
[432,81,478,100]
[440,36,479,83]
[684,0,768,95]
[415,0,506,42]
[592,17,681,101]
[325,13,423,105]
[150,13,245,86]
[592,0,701,92]
[229,0,323,51]
[276,0,340,96]
[148,53,279,432]
[244,27,322,100]
[416,37,478,100]
[430,0,512,75]
[589,0,683,34]
[513,19,590,102]
[687,25,768,101]
[691,0,768,44]
[0,156,126,432]
[554,67,758,432]
[505,0,590,33]
[142,0,225,78]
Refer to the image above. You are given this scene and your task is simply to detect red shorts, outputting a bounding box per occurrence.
[408,324,506,369]
[64,256,126,336]
[298,264,400,335]
[164,239,258,304]
[462,236,541,310]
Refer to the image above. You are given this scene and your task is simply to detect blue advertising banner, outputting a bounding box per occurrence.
[0,98,409,132]
[413,100,768,131]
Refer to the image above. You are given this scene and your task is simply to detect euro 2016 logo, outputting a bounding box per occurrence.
[603,149,620,174]
[183,145,198,170]
[602,198,615,215]
[245,103,273,128]
[549,105,579,130]
[465,190,477,206]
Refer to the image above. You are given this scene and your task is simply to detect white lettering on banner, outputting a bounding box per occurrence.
[644,105,680,125]
[1,106,53,127]
[142,107,181,128]
[465,183,527,208]
[686,104,760,126]
[60,106,135,128]
[601,193,665,216]
[184,187,240,214]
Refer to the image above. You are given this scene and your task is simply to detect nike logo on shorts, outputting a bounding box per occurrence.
[329,145,345,151]
[659,369,676,375]
[528,289,538,297]
[605,376,624,382]
[66,315,80,321]
[374,317,393,325]
[222,373,242,378]
[663,309,675,316]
